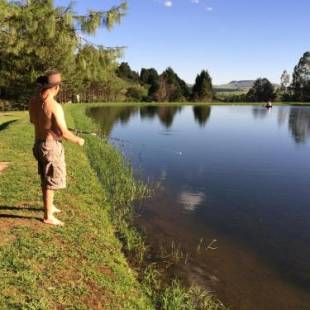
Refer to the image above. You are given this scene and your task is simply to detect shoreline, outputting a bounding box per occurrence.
[1,101,310,113]
[66,101,310,108]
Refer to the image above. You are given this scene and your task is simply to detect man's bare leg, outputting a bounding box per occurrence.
[42,187,64,226]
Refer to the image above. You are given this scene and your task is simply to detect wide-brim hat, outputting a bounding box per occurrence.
[37,73,62,89]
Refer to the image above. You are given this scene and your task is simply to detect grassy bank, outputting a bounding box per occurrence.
[0,107,223,309]
[0,110,154,309]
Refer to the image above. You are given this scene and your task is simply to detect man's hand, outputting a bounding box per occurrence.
[77,137,85,146]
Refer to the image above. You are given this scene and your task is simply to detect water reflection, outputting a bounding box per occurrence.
[87,105,310,146]
[157,106,182,128]
[252,106,269,119]
[140,106,183,127]
[140,105,159,119]
[289,108,310,143]
[277,107,289,127]
[193,106,211,127]
[86,106,138,136]
[251,106,310,144]
[118,107,138,124]
[178,191,205,212]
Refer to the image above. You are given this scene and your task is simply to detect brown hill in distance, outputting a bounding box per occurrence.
[214,80,279,93]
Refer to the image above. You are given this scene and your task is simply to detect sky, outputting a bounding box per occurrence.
[55,0,310,85]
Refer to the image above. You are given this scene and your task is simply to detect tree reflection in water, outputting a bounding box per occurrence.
[87,105,310,145]
[88,105,185,132]
[140,105,159,119]
[252,107,269,119]
[193,105,211,127]
[86,106,138,136]
[157,106,182,128]
[288,108,310,144]
[251,106,310,144]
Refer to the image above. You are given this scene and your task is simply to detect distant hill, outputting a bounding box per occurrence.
[214,80,254,92]
[214,80,279,94]
[227,80,255,89]
[188,80,279,94]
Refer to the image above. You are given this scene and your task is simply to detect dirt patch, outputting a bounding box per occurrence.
[0,217,46,246]
[82,279,110,309]
[98,265,114,279]
[0,215,46,236]
[0,162,10,174]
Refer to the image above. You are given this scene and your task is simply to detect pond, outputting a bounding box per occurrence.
[87,105,310,310]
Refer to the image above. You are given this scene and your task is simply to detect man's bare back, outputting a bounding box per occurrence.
[29,93,82,144]
[29,94,62,142]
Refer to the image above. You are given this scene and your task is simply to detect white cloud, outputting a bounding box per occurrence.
[191,1,213,12]
[178,191,205,212]
[164,0,173,7]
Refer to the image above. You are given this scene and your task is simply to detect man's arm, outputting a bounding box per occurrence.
[53,103,84,145]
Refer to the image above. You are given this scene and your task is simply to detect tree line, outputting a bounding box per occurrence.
[0,0,213,110]
[0,0,128,109]
[0,1,309,110]
[116,63,213,102]
[93,50,310,104]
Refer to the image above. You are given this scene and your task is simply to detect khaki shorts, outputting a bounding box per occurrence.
[32,140,66,190]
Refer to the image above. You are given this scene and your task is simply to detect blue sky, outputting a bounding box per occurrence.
[55,0,310,85]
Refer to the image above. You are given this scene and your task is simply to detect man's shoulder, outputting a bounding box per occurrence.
[45,96,60,110]
[52,101,64,116]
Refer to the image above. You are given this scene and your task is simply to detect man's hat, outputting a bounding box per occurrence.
[36,72,62,89]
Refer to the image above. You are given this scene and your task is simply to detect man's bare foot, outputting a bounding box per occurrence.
[52,205,61,214]
[43,215,64,226]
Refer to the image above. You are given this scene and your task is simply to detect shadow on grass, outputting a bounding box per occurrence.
[0,206,42,212]
[0,214,42,221]
[0,119,18,131]
[0,205,42,221]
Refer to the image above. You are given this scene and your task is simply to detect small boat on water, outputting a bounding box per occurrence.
[265,101,273,108]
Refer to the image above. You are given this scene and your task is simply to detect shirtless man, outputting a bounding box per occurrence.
[29,70,84,226]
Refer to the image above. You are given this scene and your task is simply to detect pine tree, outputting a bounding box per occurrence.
[291,52,310,101]
[140,68,160,101]
[156,67,190,102]
[0,0,128,102]
[191,70,213,101]
[116,62,139,81]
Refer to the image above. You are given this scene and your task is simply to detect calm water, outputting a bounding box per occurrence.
[88,105,310,310]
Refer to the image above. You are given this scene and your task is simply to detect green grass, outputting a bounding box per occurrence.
[0,111,153,309]
[0,106,225,309]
